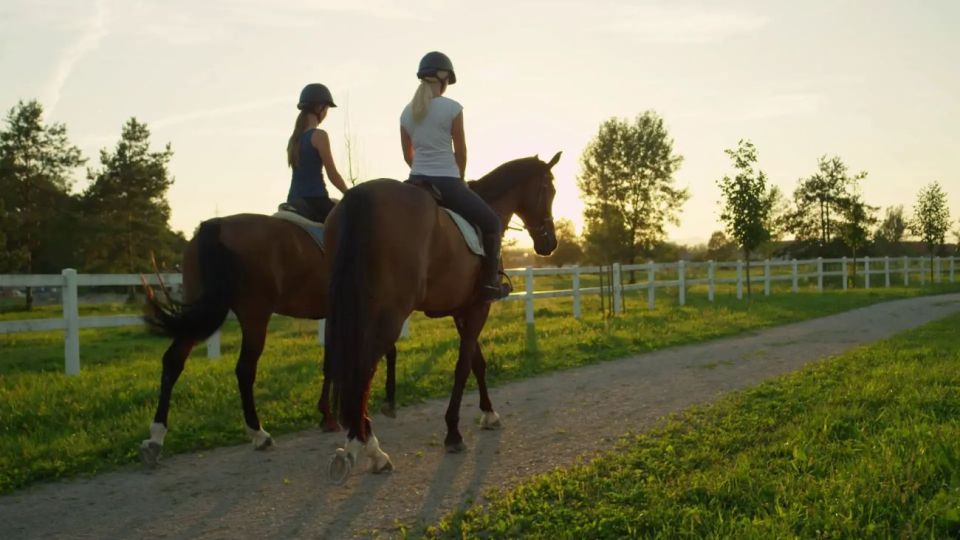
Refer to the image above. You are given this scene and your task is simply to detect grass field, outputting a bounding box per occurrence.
[1,283,958,494]
[428,312,960,539]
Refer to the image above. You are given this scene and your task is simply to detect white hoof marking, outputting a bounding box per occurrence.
[480,411,502,430]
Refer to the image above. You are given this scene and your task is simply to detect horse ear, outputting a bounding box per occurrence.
[547,151,562,169]
[534,153,539,160]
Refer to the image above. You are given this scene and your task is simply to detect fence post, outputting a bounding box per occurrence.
[206,330,221,359]
[678,260,686,306]
[817,257,824,291]
[708,260,715,302]
[903,256,909,286]
[525,266,534,325]
[317,320,325,344]
[62,269,80,375]
[920,258,926,285]
[612,263,623,314]
[647,261,656,310]
[791,259,798,293]
[951,256,956,283]
[884,256,890,288]
[864,256,871,289]
[841,257,848,290]
[736,260,744,299]
[935,257,942,283]
[763,259,771,296]
[572,265,581,320]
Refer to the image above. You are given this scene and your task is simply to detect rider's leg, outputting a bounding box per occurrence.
[422,177,509,301]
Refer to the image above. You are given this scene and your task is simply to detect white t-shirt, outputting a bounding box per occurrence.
[400,95,463,178]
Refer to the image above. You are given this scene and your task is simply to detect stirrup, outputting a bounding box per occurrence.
[480,282,512,302]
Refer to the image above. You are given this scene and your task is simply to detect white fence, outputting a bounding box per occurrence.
[1,256,955,374]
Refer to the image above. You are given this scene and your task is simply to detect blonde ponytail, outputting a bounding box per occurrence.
[410,70,449,123]
[410,81,434,123]
[286,111,310,167]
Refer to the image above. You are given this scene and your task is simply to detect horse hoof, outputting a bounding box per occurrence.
[445,441,467,454]
[254,436,274,451]
[372,455,394,474]
[329,449,354,485]
[480,411,502,430]
[380,403,397,419]
[139,441,162,468]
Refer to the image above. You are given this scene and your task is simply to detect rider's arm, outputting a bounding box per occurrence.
[451,111,466,179]
[312,129,349,195]
[400,126,414,168]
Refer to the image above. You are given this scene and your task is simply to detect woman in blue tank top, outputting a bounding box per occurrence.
[286,83,349,221]
[400,52,510,302]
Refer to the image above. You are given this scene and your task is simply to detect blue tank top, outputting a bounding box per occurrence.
[287,129,327,200]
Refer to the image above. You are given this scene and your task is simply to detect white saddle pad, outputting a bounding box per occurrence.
[443,208,484,256]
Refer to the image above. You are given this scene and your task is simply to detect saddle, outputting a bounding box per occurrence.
[278,198,327,223]
[273,200,327,250]
[406,179,484,257]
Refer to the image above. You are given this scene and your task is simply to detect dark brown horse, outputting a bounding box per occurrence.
[139,213,398,466]
[324,153,560,481]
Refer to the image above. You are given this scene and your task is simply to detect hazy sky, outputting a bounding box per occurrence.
[2,0,958,244]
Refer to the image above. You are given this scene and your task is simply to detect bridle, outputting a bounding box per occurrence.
[518,175,555,243]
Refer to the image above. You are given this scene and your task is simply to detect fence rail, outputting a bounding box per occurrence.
[1,256,955,374]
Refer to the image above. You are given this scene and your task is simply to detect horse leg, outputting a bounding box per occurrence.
[320,336,396,429]
[235,314,273,450]
[330,390,394,483]
[381,345,398,418]
[473,342,501,430]
[445,305,490,453]
[317,362,341,432]
[140,337,195,467]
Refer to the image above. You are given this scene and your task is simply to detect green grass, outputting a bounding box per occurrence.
[0,301,139,321]
[428,313,960,539]
[1,283,958,494]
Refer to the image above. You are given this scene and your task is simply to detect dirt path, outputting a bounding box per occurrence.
[5,294,960,539]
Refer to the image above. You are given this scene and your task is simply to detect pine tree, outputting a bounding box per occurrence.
[80,118,179,273]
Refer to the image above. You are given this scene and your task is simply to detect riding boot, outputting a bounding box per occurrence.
[480,233,511,302]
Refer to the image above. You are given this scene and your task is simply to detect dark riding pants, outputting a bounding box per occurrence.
[407,175,502,236]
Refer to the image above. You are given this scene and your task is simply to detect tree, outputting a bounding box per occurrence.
[874,205,907,254]
[342,102,361,187]
[717,139,774,297]
[0,100,85,308]
[838,194,878,285]
[706,231,738,261]
[80,118,179,273]
[911,181,951,281]
[543,219,583,266]
[787,155,866,254]
[578,112,688,268]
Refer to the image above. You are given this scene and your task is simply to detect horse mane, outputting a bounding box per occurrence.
[468,156,543,201]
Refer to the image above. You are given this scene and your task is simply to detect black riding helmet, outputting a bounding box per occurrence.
[417,51,456,84]
[297,83,337,110]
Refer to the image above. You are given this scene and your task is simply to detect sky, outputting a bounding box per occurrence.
[1,0,958,246]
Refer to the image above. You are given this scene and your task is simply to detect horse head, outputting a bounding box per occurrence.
[473,151,562,256]
[516,151,561,256]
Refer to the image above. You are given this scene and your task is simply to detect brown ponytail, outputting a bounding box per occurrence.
[286,111,311,168]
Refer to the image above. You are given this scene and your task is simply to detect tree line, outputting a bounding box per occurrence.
[4,98,956,305]
[0,100,184,309]
[541,111,958,287]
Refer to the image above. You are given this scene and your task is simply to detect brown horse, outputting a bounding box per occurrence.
[324,153,560,481]
[139,213,398,466]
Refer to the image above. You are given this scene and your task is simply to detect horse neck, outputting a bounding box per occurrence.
[472,165,534,232]
[479,184,522,234]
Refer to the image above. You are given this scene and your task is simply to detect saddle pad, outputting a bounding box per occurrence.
[443,208,484,256]
[273,210,324,251]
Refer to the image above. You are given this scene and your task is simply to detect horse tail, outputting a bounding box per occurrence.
[327,187,375,439]
[144,219,235,341]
